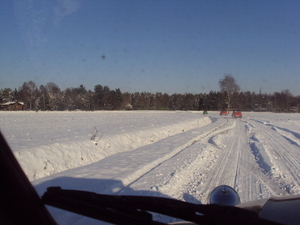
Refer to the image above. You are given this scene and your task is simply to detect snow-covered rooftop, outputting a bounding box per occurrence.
[1,101,24,106]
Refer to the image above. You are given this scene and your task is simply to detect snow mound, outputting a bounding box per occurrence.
[13,114,211,181]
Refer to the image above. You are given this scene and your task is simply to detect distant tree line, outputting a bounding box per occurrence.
[0,80,299,112]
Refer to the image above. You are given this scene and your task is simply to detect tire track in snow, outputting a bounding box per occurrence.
[198,119,269,203]
[272,127,300,148]
[178,117,286,202]
[190,119,272,203]
[123,119,238,203]
[247,119,300,194]
[114,117,230,195]
[125,117,290,205]
[237,120,286,201]
[199,120,241,200]
[250,118,300,148]
[118,118,233,197]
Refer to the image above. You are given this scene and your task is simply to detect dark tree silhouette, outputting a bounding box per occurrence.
[219,74,240,111]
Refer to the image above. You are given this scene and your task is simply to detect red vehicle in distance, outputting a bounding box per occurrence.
[220,110,228,116]
[232,110,242,118]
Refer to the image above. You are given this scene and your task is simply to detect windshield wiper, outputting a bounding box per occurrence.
[42,187,281,225]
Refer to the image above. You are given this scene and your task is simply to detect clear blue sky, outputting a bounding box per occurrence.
[1,0,299,95]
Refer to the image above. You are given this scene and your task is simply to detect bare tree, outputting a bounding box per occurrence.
[219,74,240,111]
[18,81,37,110]
[282,89,293,111]
[45,82,62,110]
[39,85,48,111]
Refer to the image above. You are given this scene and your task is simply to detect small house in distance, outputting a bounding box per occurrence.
[0,102,25,111]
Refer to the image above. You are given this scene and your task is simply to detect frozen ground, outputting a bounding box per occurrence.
[1,111,300,224]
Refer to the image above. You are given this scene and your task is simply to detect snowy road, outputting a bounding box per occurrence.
[1,111,300,224]
[123,115,300,205]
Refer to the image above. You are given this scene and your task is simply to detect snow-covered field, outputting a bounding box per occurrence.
[1,111,300,224]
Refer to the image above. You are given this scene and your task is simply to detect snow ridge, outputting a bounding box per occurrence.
[13,114,211,181]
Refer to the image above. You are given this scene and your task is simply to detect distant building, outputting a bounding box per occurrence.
[0,102,26,111]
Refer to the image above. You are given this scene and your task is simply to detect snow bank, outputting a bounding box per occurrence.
[1,111,211,181]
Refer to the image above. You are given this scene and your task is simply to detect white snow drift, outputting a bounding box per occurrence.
[1,111,211,181]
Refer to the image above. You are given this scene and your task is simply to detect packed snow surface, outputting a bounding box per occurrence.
[1,111,300,224]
